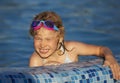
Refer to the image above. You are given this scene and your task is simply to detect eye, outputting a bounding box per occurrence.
[34,37,42,41]
[46,38,51,41]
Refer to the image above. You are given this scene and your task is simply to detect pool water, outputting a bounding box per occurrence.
[0,0,120,67]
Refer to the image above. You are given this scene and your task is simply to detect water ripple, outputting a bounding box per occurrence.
[0,0,120,67]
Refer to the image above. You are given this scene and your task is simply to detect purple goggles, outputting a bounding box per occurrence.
[31,20,59,31]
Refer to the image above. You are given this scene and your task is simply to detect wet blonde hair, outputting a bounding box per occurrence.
[29,11,64,38]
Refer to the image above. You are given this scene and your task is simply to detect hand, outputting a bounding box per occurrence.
[99,46,120,80]
[103,58,120,80]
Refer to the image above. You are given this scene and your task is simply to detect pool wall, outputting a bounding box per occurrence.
[0,59,119,83]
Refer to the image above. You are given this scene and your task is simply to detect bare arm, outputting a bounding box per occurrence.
[68,41,100,56]
[67,41,120,80]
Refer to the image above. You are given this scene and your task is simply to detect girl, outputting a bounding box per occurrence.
[29,11,120,80]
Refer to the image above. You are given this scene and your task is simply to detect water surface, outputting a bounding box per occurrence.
[0,0,120,67]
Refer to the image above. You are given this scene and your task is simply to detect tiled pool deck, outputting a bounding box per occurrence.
[0,59,119,83]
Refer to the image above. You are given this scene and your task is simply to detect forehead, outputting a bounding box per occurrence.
[34,27,59,37]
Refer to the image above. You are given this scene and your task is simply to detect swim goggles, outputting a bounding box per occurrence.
[31,20,59,31]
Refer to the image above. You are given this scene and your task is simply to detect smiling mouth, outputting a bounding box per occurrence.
[39,49,49,54]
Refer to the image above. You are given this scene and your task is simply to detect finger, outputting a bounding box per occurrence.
[110,64,119,80]
[103,61,110,67]
[117,65,120,80]
[114,64,119,80]
[103,63,107,67]
[109,64,116,79]
[119,65,120,80]
[119,67,120,79]
[115,64,120,80]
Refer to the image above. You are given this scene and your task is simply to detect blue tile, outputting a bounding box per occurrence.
[28,78,33,83]
[95,72,99,76]
[45,79,52,83]
[65,82,70,83]
[72,68,80,74]
[86,70,90,73]
[36,79,41,83]
[8,75,13,79]
[71,76,78,80]
[79,80,82,83]
[11,79,15,83]
[71,81,75,83]
[89,78,93,82]
[104,80,107,83]
[86,79,90,83]
[113,79,117,82]
[93,69,96,72]
[97,77,100,81]
[61,73,69,77]
[93,77,97,81]
[88,74,92,78]
[110,74,113,78]
[99,68,104,71]
[81,75,85,79]
[0,79,1,83]
[24,79,28,83]
[89,69,93,72]
[108,70,112,74]
[47,73,54,78]
[82,79,87,83]
[91,73,95,77]
[18,73,26,78]
[13,75,18,78]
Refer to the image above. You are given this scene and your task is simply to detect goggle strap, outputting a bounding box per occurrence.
[54,25,59,31]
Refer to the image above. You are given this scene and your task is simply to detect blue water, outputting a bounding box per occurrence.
[0,0,120,67]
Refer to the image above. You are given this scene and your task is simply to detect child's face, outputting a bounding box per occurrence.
[34,27,60,58]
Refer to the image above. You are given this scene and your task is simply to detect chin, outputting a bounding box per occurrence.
[39,53,52,59]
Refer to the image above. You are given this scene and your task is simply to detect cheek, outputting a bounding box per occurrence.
[49,40,58,49]
[34,43,37,49]
[34,40,40,48]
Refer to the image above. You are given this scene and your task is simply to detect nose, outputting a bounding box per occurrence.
[40,40,47,48]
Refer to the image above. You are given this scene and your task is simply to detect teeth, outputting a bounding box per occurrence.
[40,49,48,53]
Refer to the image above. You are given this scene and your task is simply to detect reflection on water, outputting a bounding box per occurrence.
[0,0,120,67]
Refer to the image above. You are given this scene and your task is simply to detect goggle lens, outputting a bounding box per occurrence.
[31,20,59,31]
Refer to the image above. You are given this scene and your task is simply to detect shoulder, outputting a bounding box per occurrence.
[64,41,87,49]
[29,52,42,67]
[30,52,39,60]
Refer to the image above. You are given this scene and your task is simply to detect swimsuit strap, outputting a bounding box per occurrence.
[60,46,72,63]
[64,51,72,63]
